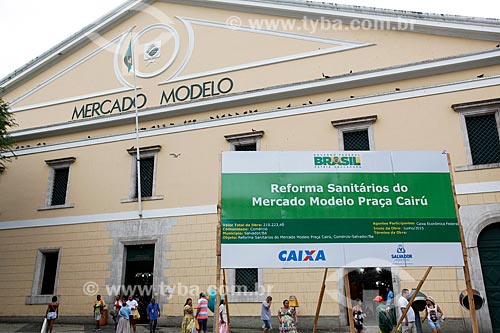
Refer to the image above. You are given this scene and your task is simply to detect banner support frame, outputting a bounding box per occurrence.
[446,152,479,332]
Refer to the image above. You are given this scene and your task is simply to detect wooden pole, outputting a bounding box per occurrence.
[215,153,223,333]
[344,270,355,333]
[313,268,328,333]
[446,153,479,333]
[223,269,231,333]
[392,267,432,333]
[215,203,222,333]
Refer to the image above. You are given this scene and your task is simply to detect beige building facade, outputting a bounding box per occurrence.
[0,0,499,331]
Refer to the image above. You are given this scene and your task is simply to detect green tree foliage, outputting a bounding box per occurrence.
[0,97,17,171]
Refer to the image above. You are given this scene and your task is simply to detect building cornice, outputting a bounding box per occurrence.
[8,48,500,142]
[171,0,500,41]
[5,74,500,159]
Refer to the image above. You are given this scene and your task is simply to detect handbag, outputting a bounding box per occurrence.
[133,308,141,320]
[41,318,48,333]
[195,318,200,330]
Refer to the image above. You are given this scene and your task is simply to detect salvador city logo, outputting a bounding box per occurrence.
[391,244,413,261]
[278,249,326,262]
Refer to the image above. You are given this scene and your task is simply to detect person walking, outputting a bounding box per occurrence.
[126,295,139,333]
[374,296,396,333]
[386,287,394,307]
[112,295,123,329]
[398,289,416,333]
[219,299,228,333]
[278,299,298,333]
[421,296,444,333]
[261,296,272,333]
[116,303,132,333]
[182,298,195,333]
[93,295,105,332]
[352,299,366,333]
[146,297,161,333]
[45,296,59,333]
[196,293,209,333]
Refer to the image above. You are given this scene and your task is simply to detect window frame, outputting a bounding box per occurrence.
[26,248,62,304]
[122,145,163,203]
[39,157,75,210]
[453,98,500,171]
[224,130,264,151]
[226,268,266,302]
[331,115,377,151]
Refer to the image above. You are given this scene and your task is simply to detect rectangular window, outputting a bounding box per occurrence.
[343,129,370,151]
[41,252,59,295]
[235,268,259,292]
[332,115,377,151]
[135,156,155,198]
[225,130,264,151]
[50,167,69,206]
[26,248,61,304]
[42,157,75,210]
[465,113,500,165]
[126,145,162,201]
[235,143,257,151]
[453,98,500,169]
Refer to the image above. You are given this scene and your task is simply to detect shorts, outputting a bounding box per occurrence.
[262,319,271,329]
[428,319,441,330]
[47,312,57,320]
[95,312,101,321]
[198,318,208,331]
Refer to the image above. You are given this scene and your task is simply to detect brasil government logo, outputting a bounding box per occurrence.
[278,249,326,262]
[314,153,361,168]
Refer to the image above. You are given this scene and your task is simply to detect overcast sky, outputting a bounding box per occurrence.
[1,0,499,80]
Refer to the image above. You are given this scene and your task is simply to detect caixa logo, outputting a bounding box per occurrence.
[278,250,326,262]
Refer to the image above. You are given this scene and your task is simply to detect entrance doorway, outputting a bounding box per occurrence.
[124,244,155,323]
[478,223,500,333]
[347,267,393,327]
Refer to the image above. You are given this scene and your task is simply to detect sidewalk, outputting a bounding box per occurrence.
[0,323,462,333]
[0,322,355,333]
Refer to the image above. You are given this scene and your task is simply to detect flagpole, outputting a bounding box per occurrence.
[129,30,142,218]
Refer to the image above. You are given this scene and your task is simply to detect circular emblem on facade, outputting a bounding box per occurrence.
[115,24,180,85]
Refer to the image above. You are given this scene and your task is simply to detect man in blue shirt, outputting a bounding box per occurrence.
[146,297,161,333]
[386,287,394,307]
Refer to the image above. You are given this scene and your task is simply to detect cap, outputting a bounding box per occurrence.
[373,296,384,302]
[426,296,435,304]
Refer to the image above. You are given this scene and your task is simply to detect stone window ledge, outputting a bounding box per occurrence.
[37,204,75,211]
[454,163,500,172]
[120,195,164,203]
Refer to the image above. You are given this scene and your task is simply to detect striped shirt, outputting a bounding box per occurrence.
[197,298,209,319]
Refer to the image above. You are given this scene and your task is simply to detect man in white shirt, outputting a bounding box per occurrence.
[126,295,139,333]
[398,289,416,333]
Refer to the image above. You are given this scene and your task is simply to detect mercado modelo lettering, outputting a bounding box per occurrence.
[160,77,233,105]
[70,77,234,120]
[251,195,429,207]
[71,94,148,120]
